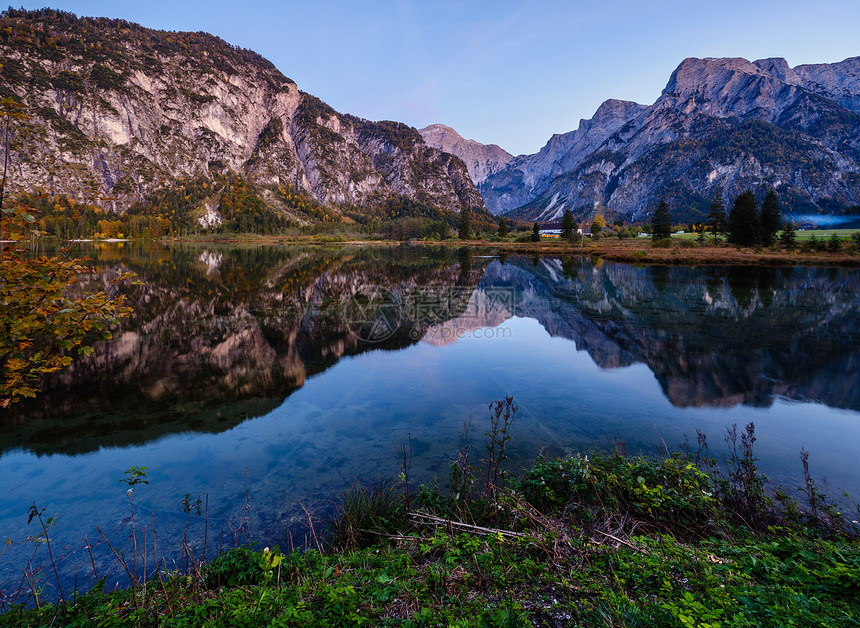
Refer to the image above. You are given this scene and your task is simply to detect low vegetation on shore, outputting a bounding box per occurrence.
[2,399,858,627]
[449,236,860,267]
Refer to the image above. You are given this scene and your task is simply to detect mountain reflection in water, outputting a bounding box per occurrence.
[3,244,858,456]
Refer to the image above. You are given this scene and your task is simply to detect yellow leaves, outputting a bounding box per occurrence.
[1,203,131,406]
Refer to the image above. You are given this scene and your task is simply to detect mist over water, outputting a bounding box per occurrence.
[785,213,860,228]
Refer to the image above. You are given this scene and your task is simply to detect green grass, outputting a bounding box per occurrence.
[794,228,857,239]
[2,422,859,627]
[655,228,858,241]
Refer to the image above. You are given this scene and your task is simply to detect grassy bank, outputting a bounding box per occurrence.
[2,400,858,627]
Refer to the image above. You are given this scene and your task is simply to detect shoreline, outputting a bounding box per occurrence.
[30,233,860,266]
[430,238,860,266]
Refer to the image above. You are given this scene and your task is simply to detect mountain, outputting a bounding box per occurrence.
[418,124,513,184]
[480,56,860,222]
[0,9,486,228]
[479,99,647,216]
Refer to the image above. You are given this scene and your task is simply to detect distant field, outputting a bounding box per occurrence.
[672,228,858,240]
[795,228,858,239]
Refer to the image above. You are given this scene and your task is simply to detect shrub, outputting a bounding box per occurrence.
[651,238,673,248]
[517,450,717,531]
[205,547,276,588]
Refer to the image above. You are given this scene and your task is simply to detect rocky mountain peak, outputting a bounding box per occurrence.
[419,124,513,184]
[420,123,458,139]
[753,57,802,85]
[587,98,647,127]
[663,56,769,99]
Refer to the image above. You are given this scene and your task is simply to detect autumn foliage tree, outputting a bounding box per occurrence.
[0,202,132,406]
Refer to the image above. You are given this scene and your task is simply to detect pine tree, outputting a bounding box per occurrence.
[458,208,471,240]
[706,191,726,244]
[497,216,508,237]
[727,190,761,246]
[531,222,540,242]
[651,199,672,240]
[759,190,782,246]
[779,221,797,249]
[562,209,574,240]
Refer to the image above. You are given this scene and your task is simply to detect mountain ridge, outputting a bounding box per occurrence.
[0,8,487,230]
[475,55,860,222]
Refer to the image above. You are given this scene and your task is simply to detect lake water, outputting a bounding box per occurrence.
[1,243,859,599]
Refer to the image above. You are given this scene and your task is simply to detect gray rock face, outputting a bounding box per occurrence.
[480,55,860,222]
[795,56,860,113]
[0,10,484,221]
[418,124,513,184]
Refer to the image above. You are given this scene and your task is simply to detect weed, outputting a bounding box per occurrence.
[719,422,772,528]
[482,396,517,503]
[328,481,406,549]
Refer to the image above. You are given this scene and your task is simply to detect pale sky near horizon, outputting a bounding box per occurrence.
[12,1,860,155]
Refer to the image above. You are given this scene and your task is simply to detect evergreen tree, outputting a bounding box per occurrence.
[760,190,782,246]
[706,191,726,244]
[651,199,672,240]
[531,222,540,242]
[562,209,574,240]
[458,208,471,240]
[779,221,797,249]
[727,190,761,246]
[497,216,508,237]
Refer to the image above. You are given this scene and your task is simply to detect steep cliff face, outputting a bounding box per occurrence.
[480,56,860,222]
[418,124,513,184]
[0,9,484,224]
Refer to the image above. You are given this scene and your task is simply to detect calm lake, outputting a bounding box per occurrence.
[2,243,859,597]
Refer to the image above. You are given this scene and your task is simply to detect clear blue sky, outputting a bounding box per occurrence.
[14,1,860,155]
